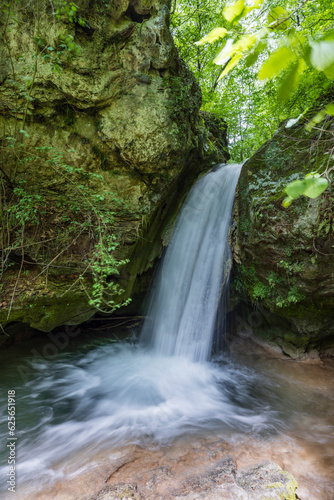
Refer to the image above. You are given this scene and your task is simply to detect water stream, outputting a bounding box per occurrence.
[0,164,333,499]
[141,163,241,361]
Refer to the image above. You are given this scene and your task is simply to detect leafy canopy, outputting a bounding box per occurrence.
[171,0,333,203]
[196,0,334,103]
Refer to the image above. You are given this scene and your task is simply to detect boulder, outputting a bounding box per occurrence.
[0,0,227,342]
[234,89,334,356]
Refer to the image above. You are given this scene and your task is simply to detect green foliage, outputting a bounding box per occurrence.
[315,191,334,238]
[208,0,334,103]
[0,138,131,314]
[258,46,297,80]
[54,0,86,26]
[85,233,131,312]
[35,34,81,74]
[267,6,290,30]
[283,173,329,207]
[173,0,334,162]
[8,181,43,226]
[195,27,228,45]
[240,260,306,310]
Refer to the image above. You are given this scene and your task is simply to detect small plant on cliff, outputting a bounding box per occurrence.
[241,263,306,310]
[82,232,131,312]
[0,143,131,317]
[0,0,132,315]
[35,34,81,74]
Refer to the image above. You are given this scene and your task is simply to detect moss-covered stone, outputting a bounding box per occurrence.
[234,88,334,354]
[0,0,228,343]
[237,462,298,500]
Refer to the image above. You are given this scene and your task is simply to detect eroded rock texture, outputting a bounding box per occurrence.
[0,0,228,340]
[234,90,334,357]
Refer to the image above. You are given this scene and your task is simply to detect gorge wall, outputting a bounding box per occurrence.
[234,90,334,358]
[0,0,228,343]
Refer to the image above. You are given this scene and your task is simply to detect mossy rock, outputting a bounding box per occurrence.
[235,88,334,351]
[237,462,298,500]
[0,0,228,344]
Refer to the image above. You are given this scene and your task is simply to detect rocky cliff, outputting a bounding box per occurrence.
[0,0,228,342]
[234,90,334,358]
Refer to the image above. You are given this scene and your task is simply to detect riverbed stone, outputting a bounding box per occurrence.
[90,459,298,499]
[237,461,298,500]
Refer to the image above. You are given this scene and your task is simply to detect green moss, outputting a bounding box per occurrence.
[265,476,298,500]
[236,97,334,347]
[0,285,95,339]
[91,145,109,171]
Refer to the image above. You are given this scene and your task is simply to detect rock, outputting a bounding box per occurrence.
[237,461,298,500]
[91,484,141,500]
[0,0,228,342]
[90,460,298,500]
[234,88,334,355]
[200,111,229,161]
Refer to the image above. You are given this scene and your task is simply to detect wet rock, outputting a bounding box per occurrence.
[0,0,228,340]
[237,461,298,500]
[91,484,142,500]
[234,88,334,354]
[91,460,298,499]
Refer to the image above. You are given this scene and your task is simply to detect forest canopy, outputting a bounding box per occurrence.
[171,0,334,161]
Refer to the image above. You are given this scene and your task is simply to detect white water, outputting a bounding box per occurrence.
[0,343,281,491]
[0,163,285,492]
[141,163,242,361]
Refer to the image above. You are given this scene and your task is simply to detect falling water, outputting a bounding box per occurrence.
[141,163,242,361]
[4,162,333,499]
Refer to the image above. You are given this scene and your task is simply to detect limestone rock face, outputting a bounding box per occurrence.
[0,0,227,340]
[234,91,334,355]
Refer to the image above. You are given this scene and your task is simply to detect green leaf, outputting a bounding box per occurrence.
[213,39,235,65]
[325,103,334,115]
[242,0,265,16]
[283,174,328,207]
[245,40,267,67]
[282,195,294,208]
[324,62,334,79]
[258,46,297,80]
[305,172,320,179]
[218,53,243,80]
[195,28,228,46]
[19,129,30,138]
[303,177,328,199]
[214,32,260,66]
[306,103,334,131]
[306,110,325,131]
[223,0,244,23]
[277,59,306,101]
[284,179,306,199]
[310,39,334,75]
[267,6,291,30]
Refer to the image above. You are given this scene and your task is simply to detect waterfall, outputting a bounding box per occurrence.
[141,163,242,362]
[1,164,286,494]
